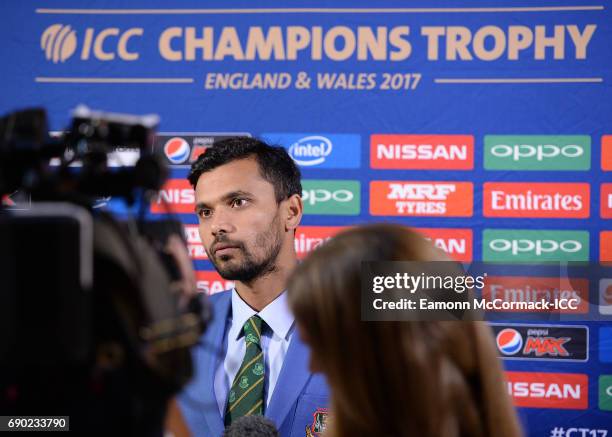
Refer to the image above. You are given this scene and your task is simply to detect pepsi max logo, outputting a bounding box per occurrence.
[164,137,191,164]
[492,324,588,362]
[155,133,251,167]
[496,328,523,355]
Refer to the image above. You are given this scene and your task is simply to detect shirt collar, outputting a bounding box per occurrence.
[230,288,294,341]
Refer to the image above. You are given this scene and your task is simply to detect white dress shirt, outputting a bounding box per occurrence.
[213,289,295,416]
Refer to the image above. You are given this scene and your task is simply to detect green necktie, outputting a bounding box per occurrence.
[224,315,266,426]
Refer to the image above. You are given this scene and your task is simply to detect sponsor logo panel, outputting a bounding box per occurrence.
[482,276,589,314]
[601,231,612,262]
[482,230,589,262]
[195,271,235,295]
[491,324,588,361]
[603,135,612,171]
[601,183,612,218]
[262,133,360,169]
[600,327,612,363]
[505,371,588,409]
[600,279,612,315]
[370,134,474,170]
[154,133,250,167]
[151,178,194,214]
[184,224,350,262]
[184,224,207,260]
[370,181,473,217]
[414,228,473,262]
[294,226,348,259]
[484,135,591,170]
[599,375,612,411]
[483,182,590,218]
[302,180,360,215]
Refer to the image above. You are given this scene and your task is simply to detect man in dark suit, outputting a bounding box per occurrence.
[177,137,329,437]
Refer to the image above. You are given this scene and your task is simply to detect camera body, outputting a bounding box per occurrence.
[0,106,207,435]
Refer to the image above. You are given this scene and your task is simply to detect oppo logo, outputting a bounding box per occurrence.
[302,189,354,205]
[41,24,143,62]
[489,239,582,255]
[490,144,584,161]
[288,136,333,166]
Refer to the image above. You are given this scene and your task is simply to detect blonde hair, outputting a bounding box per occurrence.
[288,224,522,437]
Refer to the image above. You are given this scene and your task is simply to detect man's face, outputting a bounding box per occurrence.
[194,157,285,282]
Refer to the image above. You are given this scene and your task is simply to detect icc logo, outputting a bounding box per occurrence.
[41,24,77,63]
[41,23,143,62]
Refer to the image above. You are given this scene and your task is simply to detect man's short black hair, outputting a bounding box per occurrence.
[187,137,302,202]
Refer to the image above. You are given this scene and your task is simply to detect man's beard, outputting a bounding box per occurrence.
[209,214,284,283]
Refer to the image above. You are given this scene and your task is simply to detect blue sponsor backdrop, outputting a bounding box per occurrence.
[1,1,611,435]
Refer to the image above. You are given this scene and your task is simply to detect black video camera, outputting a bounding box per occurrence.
[0,106,208,435]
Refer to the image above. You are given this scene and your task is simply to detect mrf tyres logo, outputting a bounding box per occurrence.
[492,324,588,362]
[484,135,591,171]
[482,229,589,262]
[184,225,208,260]
[370,181,473,217]
[262,134,360,169]
[154,133,250,167]
[302,180,360,215]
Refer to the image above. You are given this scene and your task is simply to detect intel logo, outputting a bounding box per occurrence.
[288,136,333,166]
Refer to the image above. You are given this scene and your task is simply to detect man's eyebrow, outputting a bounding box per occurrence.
[220,190,254,201]
[194,190,254,213]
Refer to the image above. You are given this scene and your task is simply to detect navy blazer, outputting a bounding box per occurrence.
[178,291,330,437]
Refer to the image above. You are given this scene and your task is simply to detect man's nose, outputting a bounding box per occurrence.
[210,209,235,236]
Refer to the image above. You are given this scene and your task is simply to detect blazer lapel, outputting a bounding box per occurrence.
[183,292,232,437]
[265,333,312,426]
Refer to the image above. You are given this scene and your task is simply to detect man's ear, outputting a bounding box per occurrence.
[283,194,303,231]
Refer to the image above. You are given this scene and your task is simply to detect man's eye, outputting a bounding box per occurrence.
[231,198,248,208]
[198,209,212,218]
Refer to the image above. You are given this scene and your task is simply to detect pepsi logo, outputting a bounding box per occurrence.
[164,137,191,164]
[496,328,523,355]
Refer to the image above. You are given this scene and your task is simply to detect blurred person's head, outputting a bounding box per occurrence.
[188,137,302,284]
[288,224,522,437]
